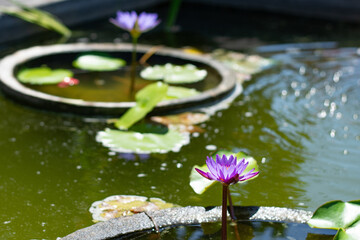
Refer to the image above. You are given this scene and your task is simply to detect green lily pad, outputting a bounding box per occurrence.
[308,200,360,230]
[89,195,179,222]
[165,86,200,100]
[115,82,168,130]
[189,151,259,194]
[73,54,126,71]
[96,127,190,154]
[17,67,73,84]
[140,63,207,84]
[211,49,275,75]
[335,220,360,240]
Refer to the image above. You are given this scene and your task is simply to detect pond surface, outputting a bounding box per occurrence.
[1,2,360,239]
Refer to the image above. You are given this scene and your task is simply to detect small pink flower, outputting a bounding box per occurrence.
[57,77,79,88]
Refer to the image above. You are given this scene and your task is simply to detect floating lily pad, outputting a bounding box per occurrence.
[189,151,259,194]
[96,127,190,154]
[17,67,73,85]
[89,195,179,222]
[308,200,360,240]
[211,49,275,81]
[140,63,207,84]
[115,82,168,130]
[165,86,200,100]
[73,54,126,71]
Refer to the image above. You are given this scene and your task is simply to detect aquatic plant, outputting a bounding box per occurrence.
[308,199,360,240]
[195,154,259,239]
[110,11,160,94]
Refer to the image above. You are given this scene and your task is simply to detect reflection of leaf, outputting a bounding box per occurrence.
[73,54,126,71]
[115,82,168,130]
[17,67,73,84]
[89,195,179,222]
[189,151,259,194]
[165,86,200,100]
[140,63,207,83]
[0,0,71,37]
[96,127,190,154]
[309,200,360,240]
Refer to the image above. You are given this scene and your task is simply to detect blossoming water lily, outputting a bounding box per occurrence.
[110,11,160,95]
[196,154,259,240]
[110,11,160,38]
[195,154,259,186]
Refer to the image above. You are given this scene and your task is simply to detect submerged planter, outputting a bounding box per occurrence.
[60,206,336,240]
[0,43,237,116]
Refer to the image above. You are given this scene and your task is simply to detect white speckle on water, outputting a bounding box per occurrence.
[281,90,287,97]
[3,221,11,225]
[288,196,293,200]
[324,99,330,107]
[176,163,183,168]
[245,112,253,117]
[151,186,156,189]
[205,145,217,151]
[353,114,358,120]
[261,157,266,164]
[134,162,139,166]
[36,171,41,175]
[341,94,347,103]
[76,165,82,170]
[344,149,348,155]
[330,129,336,138]
[298,202,305,206]
[192,132,200,137]
[161,163,167,167]
[108,151,116,156]
[317,110,327,119]
[137,173,147,178]
[299,66,306,75]
[336,112,342,120]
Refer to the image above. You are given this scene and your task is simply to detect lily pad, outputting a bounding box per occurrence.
[189,151,259,194]
[308,200,360,240]
[89,195,178,222]
[165,86,200,100]
[140,63,207,84]
[211,49,275,82]
[17,67,73,85]
[114,82,168,130]
[96,127,190,154]
[308,200,360,230]
[73,54,126,71]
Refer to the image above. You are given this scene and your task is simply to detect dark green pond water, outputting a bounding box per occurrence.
[1,2,360,239]
[126,221,335,240]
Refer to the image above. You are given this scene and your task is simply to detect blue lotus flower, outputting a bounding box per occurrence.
[196,154,259,186]
[110,11,160,36]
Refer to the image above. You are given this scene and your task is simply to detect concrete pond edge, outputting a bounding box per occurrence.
[60,206,312,240]
[0,42,237,116]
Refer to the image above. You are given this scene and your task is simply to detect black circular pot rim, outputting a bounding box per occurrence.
[60,205,313,240]
[0,43,237,116]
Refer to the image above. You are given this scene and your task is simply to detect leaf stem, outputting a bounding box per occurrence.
[222,184,228,240]
[130,36,138,96]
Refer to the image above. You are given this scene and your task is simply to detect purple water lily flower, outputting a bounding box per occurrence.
[196,154,259,186]
[110,11,160,35]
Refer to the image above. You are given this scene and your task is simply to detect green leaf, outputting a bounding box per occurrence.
[308,200,360,230]
[165,86,200,100]
[73,54,126,71]
[335,220,360,240]
[140,63,207,84]
[189,151,259,194]
[115,82,168,130]
[0,0,71,37]
[96,127,189,154]
[17,67,73,84]
[211,49,275,75]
